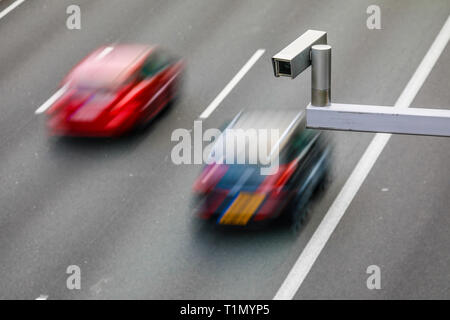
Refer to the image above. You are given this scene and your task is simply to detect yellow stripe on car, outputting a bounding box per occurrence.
[219,192,266,225]
[219,193,249,225]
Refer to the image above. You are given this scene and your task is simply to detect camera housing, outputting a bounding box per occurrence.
[272,30,327,79]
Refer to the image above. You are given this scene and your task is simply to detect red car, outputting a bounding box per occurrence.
[45,44,184,137]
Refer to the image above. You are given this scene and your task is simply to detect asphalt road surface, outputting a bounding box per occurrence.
[0,0,449,299]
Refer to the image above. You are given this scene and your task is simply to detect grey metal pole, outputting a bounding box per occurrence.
[311,44,331,107]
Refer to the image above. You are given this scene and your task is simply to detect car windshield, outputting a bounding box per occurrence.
[140,51,171,78]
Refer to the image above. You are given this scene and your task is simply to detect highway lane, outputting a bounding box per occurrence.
[0,0,448,299]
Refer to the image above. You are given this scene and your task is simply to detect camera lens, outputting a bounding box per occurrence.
[278,61,291,76]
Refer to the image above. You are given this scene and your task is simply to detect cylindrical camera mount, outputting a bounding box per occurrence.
[311,45,331,106]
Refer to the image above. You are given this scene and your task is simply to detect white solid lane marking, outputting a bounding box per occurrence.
[199,49,265,119]
[35,294,48,300]
[35,83,70,114]
[0,0,26,20]
[274,14,450,300]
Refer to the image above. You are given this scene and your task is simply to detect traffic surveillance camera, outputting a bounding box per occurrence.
[272,30,327,79]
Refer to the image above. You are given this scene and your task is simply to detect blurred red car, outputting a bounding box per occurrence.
[45,44,184,137]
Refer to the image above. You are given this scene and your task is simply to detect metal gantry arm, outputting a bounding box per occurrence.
[307,103,450,136]
[272,29,450,137]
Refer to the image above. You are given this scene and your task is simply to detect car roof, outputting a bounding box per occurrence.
[66,44,153,89]
[210,109,306,165]
[231,108,304,155]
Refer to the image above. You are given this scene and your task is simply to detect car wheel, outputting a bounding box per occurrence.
[321,169,331,190]
[290,205,309,234]
[313,168,331,198]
